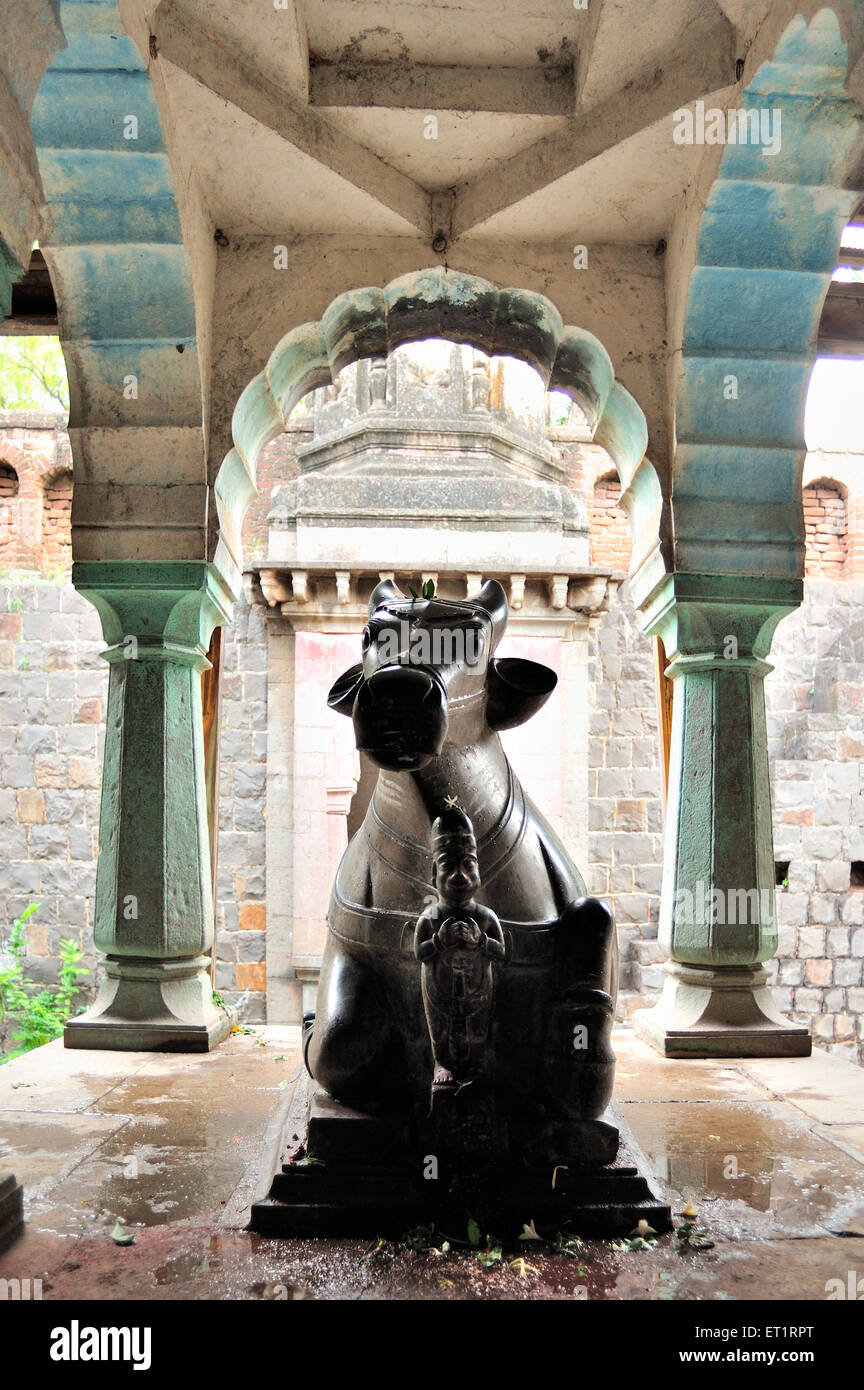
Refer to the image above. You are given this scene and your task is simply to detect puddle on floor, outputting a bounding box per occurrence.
[626,1101,864,1237]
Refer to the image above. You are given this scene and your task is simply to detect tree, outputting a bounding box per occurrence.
[0,336,69,413]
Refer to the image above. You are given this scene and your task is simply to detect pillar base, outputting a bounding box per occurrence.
[64,955,236,1052]
[632,962,811,1059]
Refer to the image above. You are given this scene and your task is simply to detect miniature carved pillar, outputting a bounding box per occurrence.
[634,574,811,1057]
[65,561,236,1050]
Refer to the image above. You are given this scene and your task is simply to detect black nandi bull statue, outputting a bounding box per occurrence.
[304,577,618,1143]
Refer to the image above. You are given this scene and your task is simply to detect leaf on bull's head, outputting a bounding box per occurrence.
[422,578,436,599]
[407,585,419,600]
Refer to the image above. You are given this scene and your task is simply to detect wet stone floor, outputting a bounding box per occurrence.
[1,1027,863,1300]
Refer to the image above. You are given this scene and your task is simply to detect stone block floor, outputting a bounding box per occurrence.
[1,1027,863,1301]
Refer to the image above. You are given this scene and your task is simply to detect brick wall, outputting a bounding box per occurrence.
[590,473,632,570]
[241,423,306,560]
[42,471,73,573]
[0,464,16,567]
[0,413,73,573]
[804,481,847,578]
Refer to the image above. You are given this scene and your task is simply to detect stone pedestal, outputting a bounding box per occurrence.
[251,1081,671,1238]
[65,562,236,1051]
[634,574,811,1058]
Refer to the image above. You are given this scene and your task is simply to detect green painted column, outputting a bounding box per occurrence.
[65,562,236,1051]
[0,237,22,319]
[633,574,811,1058]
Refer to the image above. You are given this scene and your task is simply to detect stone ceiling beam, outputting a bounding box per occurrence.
[150,1,431,237]
[572,0,605,108]
[450,29,737,238]
[309,62,574,117]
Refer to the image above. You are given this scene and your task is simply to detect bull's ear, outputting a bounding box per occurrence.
[486,657,557,731]
[328,662,364,717]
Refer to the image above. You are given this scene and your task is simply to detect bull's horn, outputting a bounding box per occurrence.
[473,578,508,647]
[368,578,403,614]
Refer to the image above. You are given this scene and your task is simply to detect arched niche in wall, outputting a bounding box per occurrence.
[803,476,848,577]
[0,459,20,566]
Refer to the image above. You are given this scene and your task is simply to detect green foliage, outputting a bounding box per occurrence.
[0,906,33,1034]
[475,1243,503,1268]
[407,579,437,601]
[0,905,89,1061]
[401,1223,436,1253]
[0,336,69,413]
[676,1220,714,1251]
[552,1230,585,1258]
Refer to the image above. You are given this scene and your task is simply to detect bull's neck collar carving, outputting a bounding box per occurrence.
[368,737,524,886]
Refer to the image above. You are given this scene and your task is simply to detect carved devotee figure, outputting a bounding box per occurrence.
[414,808,506,1089]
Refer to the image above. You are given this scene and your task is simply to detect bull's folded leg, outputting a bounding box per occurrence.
[304,947,411,1110]
[541,896,618,1122]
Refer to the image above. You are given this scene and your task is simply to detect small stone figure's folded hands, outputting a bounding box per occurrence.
[413,912,439,962]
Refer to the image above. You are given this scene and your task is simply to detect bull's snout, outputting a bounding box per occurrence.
[354,665,448,771]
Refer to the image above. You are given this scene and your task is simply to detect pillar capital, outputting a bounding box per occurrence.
[640,571,802,663]
[72,560,234,654]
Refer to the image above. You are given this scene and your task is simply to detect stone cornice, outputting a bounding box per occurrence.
[244,563,621,632]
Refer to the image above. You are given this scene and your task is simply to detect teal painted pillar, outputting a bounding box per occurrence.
[65,562,235,1051]
[633,574,811,1057]
[0,236,22,319]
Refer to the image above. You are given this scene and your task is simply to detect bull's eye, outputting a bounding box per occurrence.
[361,626,372,653]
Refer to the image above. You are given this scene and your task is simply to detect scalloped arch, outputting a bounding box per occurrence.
[218,267,662,588]
[29,0,205,562]
[673,8,863,581]
[31,1,200,424]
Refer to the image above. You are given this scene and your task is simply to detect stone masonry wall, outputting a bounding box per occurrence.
[765,578,864,1053]
[586,595,664,993]
[0,575,104,1010]
[212,593,269,1023]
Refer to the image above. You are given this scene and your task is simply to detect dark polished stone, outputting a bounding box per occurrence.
[253,579,670,1236]
[0,1173,23,1255]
